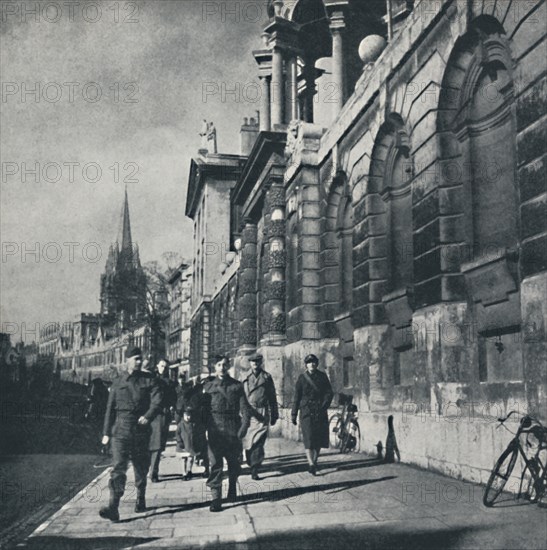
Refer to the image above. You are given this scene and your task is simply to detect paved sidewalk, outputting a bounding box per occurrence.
[18,437,547,550]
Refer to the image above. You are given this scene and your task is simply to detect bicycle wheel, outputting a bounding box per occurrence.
[329,414,343,449]
[483,444,518,507]
[340,420,360,453]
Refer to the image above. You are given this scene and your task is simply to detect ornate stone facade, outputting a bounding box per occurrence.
[185,0,547,485]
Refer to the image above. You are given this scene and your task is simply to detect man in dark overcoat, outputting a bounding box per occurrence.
[242,353,279,480]
[149,359,177,482]
[291,353,334,475]
[202,355,251,512]
[99,347,162,521]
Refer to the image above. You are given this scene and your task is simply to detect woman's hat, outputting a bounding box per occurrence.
[304,354,319,365]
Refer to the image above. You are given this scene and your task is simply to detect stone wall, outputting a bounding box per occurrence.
[277,0,547,490]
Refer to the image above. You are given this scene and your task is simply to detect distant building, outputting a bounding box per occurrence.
[166,262,192,376]
[100,188,148,330]
[38,190,153,383]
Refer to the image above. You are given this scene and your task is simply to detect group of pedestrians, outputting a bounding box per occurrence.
[98,348,334,521]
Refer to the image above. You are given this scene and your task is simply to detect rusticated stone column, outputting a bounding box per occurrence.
[263,183,286,342]
[237,219,258,351]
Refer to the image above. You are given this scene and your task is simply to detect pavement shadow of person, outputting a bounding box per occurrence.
[263,456,375,478]
[117,498,212,522]
[233,475,397,507]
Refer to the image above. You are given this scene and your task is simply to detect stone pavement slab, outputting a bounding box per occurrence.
[16,437,547,550]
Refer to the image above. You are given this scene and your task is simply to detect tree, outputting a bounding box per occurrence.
[142,252,187,364]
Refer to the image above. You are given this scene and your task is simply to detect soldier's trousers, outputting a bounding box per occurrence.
[109,436,151,504]
[206,432,241,498]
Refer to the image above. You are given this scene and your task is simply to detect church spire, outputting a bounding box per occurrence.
[119,186,133,256]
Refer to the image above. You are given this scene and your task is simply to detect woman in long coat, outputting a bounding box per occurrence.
[291,354,334,475]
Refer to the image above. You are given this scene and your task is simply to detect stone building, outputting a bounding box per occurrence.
[185,0,546,485]
[166,261,193,376]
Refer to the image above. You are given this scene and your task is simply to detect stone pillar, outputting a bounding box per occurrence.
[271,47,284,127]
[302,60,316,123]
[237,220,258,352]
[329,12,346,116]
[286,54,298,122]
[263,183,287,341]
[259,75,271,131]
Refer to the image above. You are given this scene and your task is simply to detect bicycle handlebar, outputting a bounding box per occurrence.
[497,411,544,428]
[497,410,518,423]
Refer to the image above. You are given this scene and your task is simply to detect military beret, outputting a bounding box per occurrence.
[304,353,319,365]
[126,346,142,359]
[248,353,263,363]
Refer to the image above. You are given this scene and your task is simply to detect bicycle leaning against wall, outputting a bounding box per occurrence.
[328,393,361,453]
[483,411,547,507]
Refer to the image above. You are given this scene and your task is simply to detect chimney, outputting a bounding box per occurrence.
[240,112,260,156]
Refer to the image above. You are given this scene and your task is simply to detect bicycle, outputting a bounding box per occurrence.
[328,393,361,453]
[483,411,547,507]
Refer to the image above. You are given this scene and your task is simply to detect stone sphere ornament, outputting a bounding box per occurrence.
[358,35,387,65]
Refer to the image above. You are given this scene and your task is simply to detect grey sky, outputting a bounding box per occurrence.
[0,0,267,338]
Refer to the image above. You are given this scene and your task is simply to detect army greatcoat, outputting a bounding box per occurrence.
[291,370,334,449]
[242,369,278,453]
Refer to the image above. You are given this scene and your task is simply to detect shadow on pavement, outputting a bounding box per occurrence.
[234,475,398,505]
[22,536,159,550]
[117,499,212,522]
[263,456,380,477]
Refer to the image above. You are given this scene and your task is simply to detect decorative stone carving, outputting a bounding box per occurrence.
[358,35,386,66]
[268,249,286,269]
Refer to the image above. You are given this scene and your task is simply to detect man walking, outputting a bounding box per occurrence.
[149,359,177,482]
[242,353,278,480]
[203,355,251,512]
[99,347,162,521]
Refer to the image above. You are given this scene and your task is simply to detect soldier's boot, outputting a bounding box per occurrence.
[209,488,222,512]
[227,478,238,502]
[99,494,120,522]
[135,493,146,513]
[251,465,260,481]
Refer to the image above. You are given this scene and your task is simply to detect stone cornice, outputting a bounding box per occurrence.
[284,120,326,184]
[232,131,287,210]
[185,154,246,218]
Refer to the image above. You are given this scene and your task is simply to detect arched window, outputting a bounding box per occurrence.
[438,16,522,382]
[380,120,413,293]
[337,193,354,313]
[286,218,299,311]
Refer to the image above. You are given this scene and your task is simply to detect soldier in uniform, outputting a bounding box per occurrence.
[99,347,162,521]
[202,355,251,512]
[242,353,279,480]
[291,354,334,475]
